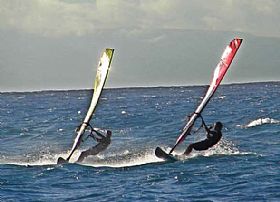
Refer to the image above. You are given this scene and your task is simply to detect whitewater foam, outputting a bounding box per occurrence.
[0,139,252,168]
[245,117,280,128]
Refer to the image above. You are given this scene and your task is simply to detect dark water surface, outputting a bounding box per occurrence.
[0,82,279,201]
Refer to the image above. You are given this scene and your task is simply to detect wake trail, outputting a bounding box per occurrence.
[0,139,252,168]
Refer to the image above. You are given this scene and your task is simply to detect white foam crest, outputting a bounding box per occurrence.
[0,151,81,166]
[245,117,280,128]
[1,149,162,168]
[199,139,241,156]
[116,96,126,99]
[0,139,251,167]
[178,139,245,160]
[81,150,162,168]
[83,157,158,168]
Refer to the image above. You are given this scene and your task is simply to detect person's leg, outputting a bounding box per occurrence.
[77,150,90,162]
[192,140,210,151]
[77,145,100,162]
[183,144,194,155]
[184,140,210,156]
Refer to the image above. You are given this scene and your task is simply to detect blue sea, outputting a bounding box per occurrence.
[0,82,279,201]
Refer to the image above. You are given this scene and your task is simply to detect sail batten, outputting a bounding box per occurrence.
[169,38,242,154]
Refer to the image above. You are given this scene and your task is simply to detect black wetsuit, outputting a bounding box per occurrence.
[184,121,222,155]
[190,129,222,151]
[77,130,111,162]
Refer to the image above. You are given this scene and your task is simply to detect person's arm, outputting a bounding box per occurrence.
[195,113,209,131]
[207,130,214,138]
[92,129,107,142]
[86,129,103,142]
[200,116,210,133]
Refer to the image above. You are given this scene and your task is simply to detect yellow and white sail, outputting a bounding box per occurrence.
[65,48,114,161]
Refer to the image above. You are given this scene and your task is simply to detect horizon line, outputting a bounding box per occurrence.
[1,80,279,94]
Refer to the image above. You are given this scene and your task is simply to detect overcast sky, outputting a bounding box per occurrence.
[0,0,279,91]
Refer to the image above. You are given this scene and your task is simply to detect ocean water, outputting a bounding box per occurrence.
[0,82,279,201]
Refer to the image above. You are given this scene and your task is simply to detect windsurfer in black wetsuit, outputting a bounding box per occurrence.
[77,128,112,162]
[184,115,223,155]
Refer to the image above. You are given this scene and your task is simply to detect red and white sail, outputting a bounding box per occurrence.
[169,38,242,154]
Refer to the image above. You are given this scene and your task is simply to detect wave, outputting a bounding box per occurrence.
[171,139,250,160]
[0,149,162,168]
[245,117,280,128]
[0,139,251,168]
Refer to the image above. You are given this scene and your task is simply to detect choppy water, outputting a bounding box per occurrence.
[0,82,279,201]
